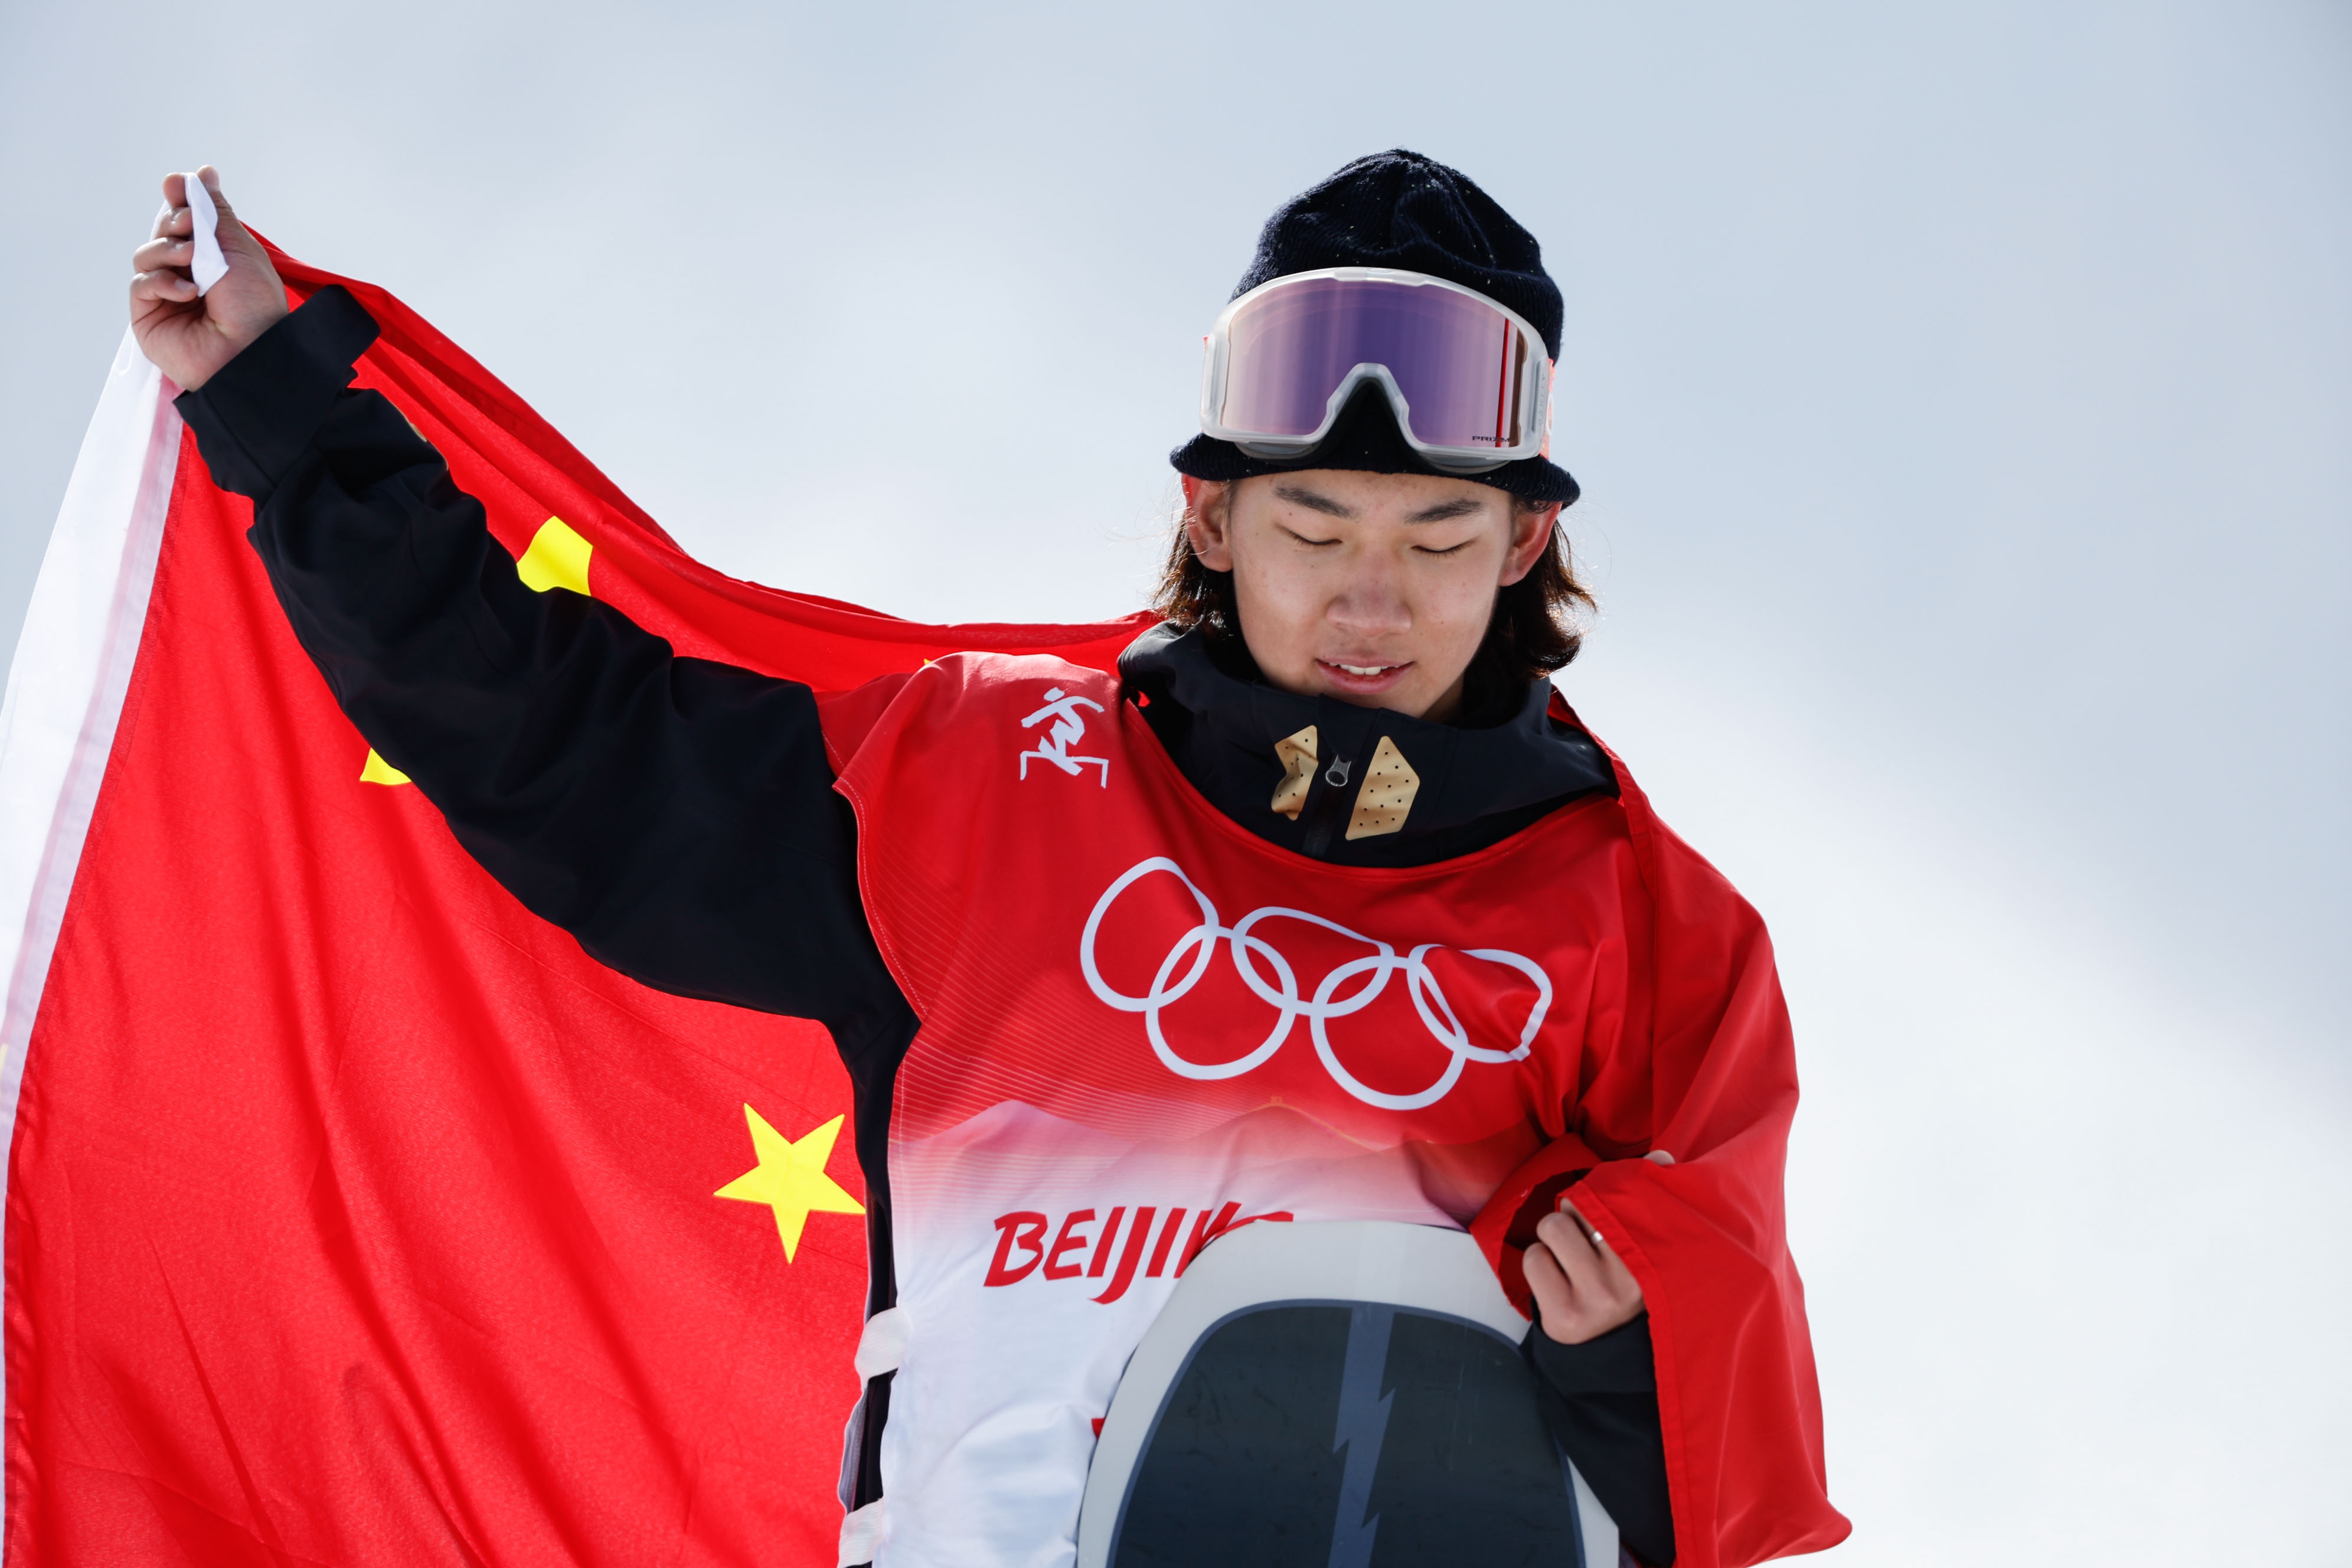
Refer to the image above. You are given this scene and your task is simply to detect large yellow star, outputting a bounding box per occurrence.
[714,1106,864,1262]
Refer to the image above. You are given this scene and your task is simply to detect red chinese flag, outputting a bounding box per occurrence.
[0,245,1152,1564]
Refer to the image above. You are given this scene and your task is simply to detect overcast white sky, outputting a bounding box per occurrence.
[5,1,2348,1561]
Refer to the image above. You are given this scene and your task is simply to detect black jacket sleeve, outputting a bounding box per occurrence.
[1525,1312,1676,1566]
[175,286,901,1033]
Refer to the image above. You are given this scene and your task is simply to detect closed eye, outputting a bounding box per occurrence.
[1280,526,1341,548]
[1414,540,1473,557]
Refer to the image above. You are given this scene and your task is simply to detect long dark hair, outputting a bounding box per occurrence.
[1149,486,1596,720]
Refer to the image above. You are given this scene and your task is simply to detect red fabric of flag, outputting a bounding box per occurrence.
[2,245,1151,1566]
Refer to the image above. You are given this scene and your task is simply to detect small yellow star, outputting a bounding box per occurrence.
[714,1106,864,1262]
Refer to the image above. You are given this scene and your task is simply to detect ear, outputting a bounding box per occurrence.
[1497,502,1560,588]
[1184,477,1237,572]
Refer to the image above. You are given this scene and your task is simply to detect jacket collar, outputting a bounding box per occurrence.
[1117,623,1614,865]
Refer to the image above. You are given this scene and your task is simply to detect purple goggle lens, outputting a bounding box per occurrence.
[1204,271,1547,471]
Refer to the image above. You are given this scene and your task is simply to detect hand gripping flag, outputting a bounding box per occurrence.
[0,243,1151,1566]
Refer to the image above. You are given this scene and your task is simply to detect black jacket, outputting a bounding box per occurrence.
[176,286,1676,1566]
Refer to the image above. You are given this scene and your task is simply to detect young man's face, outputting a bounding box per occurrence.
[1184,471,1558,723]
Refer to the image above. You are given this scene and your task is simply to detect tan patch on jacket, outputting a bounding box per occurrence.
[1270,726,1318,820]
[1346,736,1420,839]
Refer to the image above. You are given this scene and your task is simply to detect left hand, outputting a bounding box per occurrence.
[1525,1194,1646,1345]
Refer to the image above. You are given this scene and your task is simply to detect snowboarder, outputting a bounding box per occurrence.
[129,150,1846,1567]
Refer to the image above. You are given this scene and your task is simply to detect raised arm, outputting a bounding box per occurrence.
[130,171,900,1030]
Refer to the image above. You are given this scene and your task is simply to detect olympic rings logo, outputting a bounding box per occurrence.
[1078,857,1551,1112]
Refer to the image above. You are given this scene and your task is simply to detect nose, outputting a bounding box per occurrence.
[1325,551,1412,640]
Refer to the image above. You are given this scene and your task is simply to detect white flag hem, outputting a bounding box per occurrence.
[0,328,181,1215]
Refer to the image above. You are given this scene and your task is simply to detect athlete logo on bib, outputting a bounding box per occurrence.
[1018,686,1110,784]
[1080,856,1553,1110]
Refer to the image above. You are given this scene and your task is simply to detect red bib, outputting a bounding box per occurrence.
[819,653,1654,1565]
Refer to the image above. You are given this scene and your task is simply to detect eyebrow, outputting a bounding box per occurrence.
[1272,484,1355,518]
[1271,485,1484,524]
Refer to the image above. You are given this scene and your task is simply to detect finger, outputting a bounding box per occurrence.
[152,201,190,242]
[197,167,275,275]
[1550,1200,1639,1298]
[197,165,242,230]
[1584,1224,1636,1293]
[132,237,192,273]
[130,269,200,305]
[130,270,200,306]
[1522,1240,1577,1333]
[1559,1199,1645,1308]
[1535,1210,1605,1293]
[1557,1199,1623,1272]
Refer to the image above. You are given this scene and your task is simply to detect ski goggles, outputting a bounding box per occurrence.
[1198,267,1553,474]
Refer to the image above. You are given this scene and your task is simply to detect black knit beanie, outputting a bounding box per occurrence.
[1171,149,1579,505]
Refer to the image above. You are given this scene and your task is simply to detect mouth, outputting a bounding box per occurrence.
[1314,658,1413,695]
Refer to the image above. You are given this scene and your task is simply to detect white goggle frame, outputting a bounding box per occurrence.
[1198,267,1555,475]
